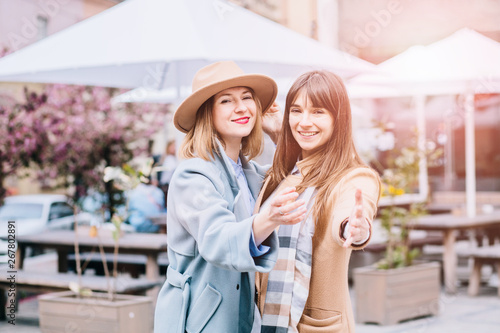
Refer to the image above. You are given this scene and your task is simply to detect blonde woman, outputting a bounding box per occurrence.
[154,61,306,333]
[256,70,381,332]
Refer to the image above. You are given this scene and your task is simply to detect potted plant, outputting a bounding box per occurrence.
[353,133,443,325]
[38,160,155,333]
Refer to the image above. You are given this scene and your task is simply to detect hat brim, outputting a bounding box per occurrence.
[174,74,278,133]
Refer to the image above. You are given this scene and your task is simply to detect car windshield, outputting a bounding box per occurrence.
[0,203,44,220]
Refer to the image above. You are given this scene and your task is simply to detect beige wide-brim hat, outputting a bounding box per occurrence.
[174,61,278,133]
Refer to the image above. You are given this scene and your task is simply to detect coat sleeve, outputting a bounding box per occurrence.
[167,160,278,272]
[329,167,381,249]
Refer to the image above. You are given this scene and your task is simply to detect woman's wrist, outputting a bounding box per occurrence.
[252,212,278,246]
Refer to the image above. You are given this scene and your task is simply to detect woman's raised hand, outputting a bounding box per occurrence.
[343,189,371,248]
[262,102,282,144]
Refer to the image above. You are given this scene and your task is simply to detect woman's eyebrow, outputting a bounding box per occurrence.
[217,89,251,99]
[215,93,232,100]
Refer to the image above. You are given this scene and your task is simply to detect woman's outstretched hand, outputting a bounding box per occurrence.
[343,189,371,248]
[262,102,282,144]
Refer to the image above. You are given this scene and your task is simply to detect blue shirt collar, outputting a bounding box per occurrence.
[229,156,243,175]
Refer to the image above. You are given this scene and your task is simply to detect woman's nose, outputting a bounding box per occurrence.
[298,113,312,127]
[234,99,248,112]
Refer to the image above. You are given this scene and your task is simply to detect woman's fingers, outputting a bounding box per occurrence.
[354,188,362,202]
[280,206,307,225]
[268,186,308,225]
[343,236,354,248]
[343,189,369,248]
[276,197,306,214]
[343,217,370,248]
[351,189,364,222]
[272,187,305,215]
[354,189,363,219]
[272,199,306,222]
[272,187,299,206]
[268,102,280,113]
[280,186,296,195]
[344,225,361,248]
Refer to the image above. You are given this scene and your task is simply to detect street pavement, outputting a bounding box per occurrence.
[353,283,500,333]
[2,253,499,332]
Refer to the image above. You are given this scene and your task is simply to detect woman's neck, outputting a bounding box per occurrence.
[223,140,241,163]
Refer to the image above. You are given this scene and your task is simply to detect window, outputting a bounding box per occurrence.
[0,203,44,220]
[48,202,74,221]
[37,15,48,40]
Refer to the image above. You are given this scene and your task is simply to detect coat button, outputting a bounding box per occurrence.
[236,284,240,290]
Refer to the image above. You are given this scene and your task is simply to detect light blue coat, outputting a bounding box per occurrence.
[154,145,278,333]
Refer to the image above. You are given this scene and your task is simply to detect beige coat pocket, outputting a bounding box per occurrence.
[298,308,343,332]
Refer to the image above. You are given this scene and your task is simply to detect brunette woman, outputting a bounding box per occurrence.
[256,70,381,333]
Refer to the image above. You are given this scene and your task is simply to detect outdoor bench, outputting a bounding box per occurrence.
[362,233,445,253]
[467,245,500,297]
[432,191,500,207]
[0,270,163,320]
[67,252,170,278]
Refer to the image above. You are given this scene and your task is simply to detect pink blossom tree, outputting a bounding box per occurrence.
[0,84,166,216]
[0,92,40,203]
[38,84,165,217]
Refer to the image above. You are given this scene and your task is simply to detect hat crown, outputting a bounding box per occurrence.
[192,61,245,92]
[174,61,277,133]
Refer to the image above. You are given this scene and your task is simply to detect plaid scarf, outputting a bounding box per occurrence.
[261,186,316,333]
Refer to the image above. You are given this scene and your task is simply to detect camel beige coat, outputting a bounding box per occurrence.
[256,163,380,333]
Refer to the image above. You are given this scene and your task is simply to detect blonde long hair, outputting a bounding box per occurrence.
[179,88,264,161]
[263,70,369,227]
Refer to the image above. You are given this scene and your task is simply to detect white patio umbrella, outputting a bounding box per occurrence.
[112,86,191,104]
[348,28,500,217]
[0,0,373,91]
[111,76,297,104]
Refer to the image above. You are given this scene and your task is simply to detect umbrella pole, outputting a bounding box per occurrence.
[464,92,476,217]
[443,118,454,190]
[415,94,429,202]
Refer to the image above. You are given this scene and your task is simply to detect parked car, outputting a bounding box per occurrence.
[0,194,92,262]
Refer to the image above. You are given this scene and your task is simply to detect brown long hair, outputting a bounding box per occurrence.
[179,87,264,161]
[263,70,369,226]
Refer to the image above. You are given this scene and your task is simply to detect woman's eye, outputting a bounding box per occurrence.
[242,95,253,100]
[314,109,325,114]
[290,108,301,113]
[220,99,230,104]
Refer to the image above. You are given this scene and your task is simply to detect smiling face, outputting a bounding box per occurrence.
[212,86,257,147]
[288,89,334,158]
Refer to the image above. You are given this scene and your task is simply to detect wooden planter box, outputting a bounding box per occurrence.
[39,291,153,333]
[353,261,441,325]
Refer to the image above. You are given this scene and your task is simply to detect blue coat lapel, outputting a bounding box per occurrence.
[213,140,251,219]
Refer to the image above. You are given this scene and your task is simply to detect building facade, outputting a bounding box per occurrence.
[0,0,122,54]
[231,0,500,63]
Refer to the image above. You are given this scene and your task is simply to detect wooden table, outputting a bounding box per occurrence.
[148,213,167,234]
[14,230,168,282]
[407,210,500,293]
